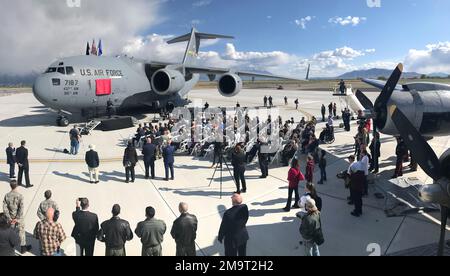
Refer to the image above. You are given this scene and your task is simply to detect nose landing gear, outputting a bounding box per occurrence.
[57,116,70,127]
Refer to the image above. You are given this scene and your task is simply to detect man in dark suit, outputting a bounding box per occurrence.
[72,198,99,256]
[15,141,32,188]
[85,145,100,184]
[5,142,15,179]
[231,144,247,194]
[218,193,249,256]
[142,138,156,179]
[162,140,175,181]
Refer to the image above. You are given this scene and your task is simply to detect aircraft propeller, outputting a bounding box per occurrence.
[355,63,403,130]
[354,64,404,178]
[390,106,449,256]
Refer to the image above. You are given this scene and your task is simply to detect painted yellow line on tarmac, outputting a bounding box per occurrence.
[0,158,123,163]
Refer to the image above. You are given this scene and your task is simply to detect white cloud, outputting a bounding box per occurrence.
[192,0,212,7]
[0,0,164,75]
[329,16,367,26]
[267,15,272,20]
[122,33,222,64]
[123,34,184,63]
[295,16,314,29]
[313,46,372,60]
[223,44,291,66]
[405,42,450,74]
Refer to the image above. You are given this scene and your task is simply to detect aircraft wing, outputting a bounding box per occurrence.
[185,66,304,81]
[362,78,403,91]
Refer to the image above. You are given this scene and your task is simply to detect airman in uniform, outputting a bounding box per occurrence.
[3,180,32,254]
[37,190,59,221]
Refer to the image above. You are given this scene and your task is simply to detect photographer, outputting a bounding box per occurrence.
[72,198,99,256]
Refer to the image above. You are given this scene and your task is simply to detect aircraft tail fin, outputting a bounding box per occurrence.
[167,28,234,66]
[306,64,311,80]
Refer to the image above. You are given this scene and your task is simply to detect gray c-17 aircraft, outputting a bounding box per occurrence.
[33,28,303,126]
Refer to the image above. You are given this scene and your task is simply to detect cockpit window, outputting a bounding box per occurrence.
[52,79,61,86]
[57,67,65,75]
[45,67,57,73]
[66,67,75,75]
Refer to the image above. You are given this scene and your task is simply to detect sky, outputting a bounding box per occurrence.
[1,0,450,77]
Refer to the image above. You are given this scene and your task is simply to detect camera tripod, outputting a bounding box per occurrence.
[208,152,236,199]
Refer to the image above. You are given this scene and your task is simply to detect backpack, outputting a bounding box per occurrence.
[313,217,325,246]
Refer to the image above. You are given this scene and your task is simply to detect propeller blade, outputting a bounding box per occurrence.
[437,206,448,256]
[390,106,442,181]
[373,64,403,129]
[355,90,374,110]
[375,63,403,108]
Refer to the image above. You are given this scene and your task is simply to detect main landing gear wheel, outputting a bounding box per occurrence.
[57,116,69,127]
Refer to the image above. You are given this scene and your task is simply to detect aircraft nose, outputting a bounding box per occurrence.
[33,75,51,104]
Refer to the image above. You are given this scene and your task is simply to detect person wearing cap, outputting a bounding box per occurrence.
[85,145,100,184]
[97,204,133,256]
[218,193,249,256]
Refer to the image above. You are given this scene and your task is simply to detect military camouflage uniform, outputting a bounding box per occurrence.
[3,190,26,246]
[37,199,59,221]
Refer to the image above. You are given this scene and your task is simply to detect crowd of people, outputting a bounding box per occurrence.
[1,179,252,257]
[1,93,420,257]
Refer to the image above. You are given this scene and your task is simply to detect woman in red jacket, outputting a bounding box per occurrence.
[284,159,305,212]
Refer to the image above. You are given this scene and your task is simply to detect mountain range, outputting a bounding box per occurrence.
[337,68,449,80]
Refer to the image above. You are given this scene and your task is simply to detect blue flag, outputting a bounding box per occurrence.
[98,39,103,56]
